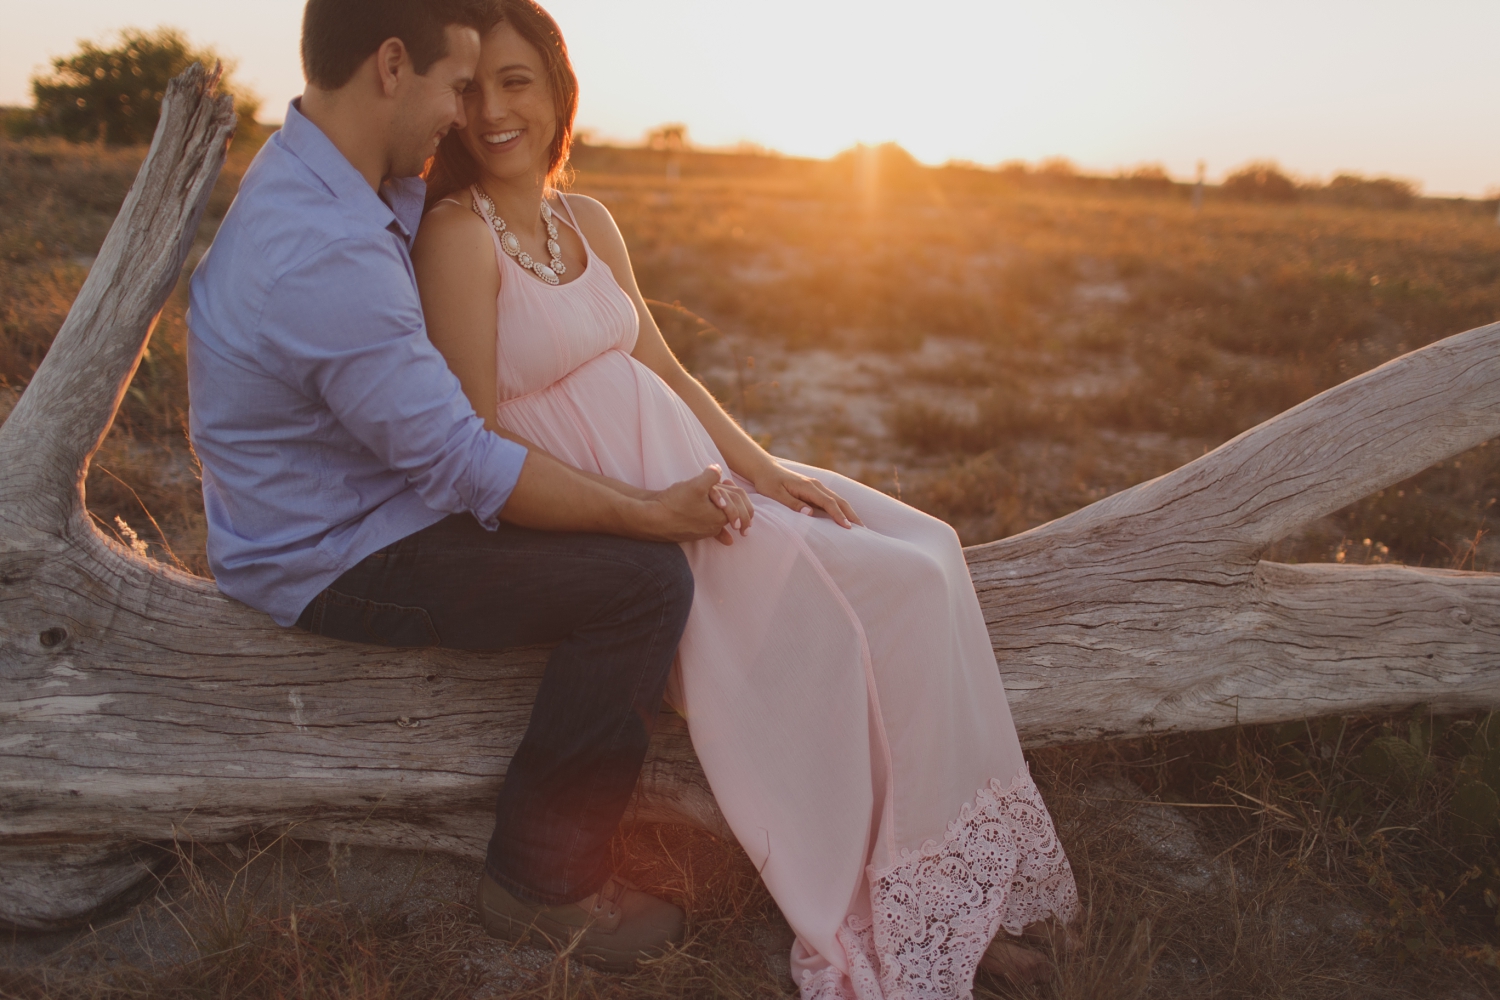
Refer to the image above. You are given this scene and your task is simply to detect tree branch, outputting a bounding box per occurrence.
[0,63,235,533]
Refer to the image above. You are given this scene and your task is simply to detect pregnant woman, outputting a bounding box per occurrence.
[412,3,1079,996]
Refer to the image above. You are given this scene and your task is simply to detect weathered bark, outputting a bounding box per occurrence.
[975,320,1500,745]
[3,67,1499,931]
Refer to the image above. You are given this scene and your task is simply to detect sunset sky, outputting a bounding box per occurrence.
[5,0,1497,196]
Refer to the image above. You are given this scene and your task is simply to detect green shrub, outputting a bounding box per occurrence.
[0,106,39,139]
[29,27,260,145]
[1358,735,1434,795]
[1222,160,1299,202]
[1321,173,1419,210]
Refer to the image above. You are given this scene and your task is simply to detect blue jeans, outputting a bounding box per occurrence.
[296,514,693,905]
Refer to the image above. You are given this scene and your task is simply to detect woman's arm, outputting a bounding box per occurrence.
[566,194,860,528]
[411,203,504,431]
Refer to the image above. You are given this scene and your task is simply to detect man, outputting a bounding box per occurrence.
[188,0,738,970]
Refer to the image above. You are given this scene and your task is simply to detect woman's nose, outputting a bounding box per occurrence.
[479,90,508,125]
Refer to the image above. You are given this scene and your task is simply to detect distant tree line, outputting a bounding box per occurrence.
[568,136,1443,212]
[1219,160,1419,209]
[830,148,1427,209]
[3,28,259,145]
[853,151,1425,208]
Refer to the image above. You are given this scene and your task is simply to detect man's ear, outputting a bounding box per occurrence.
[374,37,410,98]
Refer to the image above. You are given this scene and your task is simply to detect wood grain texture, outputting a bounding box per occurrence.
[967,321,1500,745]
[3,67,1499,930]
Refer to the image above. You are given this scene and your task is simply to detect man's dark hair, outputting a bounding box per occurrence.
[302,0,501,90]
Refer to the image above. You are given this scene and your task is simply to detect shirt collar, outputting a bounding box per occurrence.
[279,98,427,246]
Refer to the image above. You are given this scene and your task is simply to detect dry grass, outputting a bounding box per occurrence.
[8,723,1500,999]
[0,126,269,575]
[578,157,1500,564]
[5,134,1500,997]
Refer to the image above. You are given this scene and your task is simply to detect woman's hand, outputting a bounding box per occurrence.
[643,466,753,546]
[710,468,755,542]
[749,461,862,529]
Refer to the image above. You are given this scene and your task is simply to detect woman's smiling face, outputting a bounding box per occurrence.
[457,21,557,184]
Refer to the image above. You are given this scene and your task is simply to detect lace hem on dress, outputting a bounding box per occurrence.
[800,769,1079,1000]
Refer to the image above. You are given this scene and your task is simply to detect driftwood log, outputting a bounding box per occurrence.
[3,68,1499,932]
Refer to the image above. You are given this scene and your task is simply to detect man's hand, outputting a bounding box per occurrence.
[499,447,753,545]
[636,467,754,546]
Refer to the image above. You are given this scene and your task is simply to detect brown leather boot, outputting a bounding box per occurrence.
[476,870,686,972]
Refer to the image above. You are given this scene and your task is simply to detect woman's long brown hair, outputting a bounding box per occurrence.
[424,0,578,210]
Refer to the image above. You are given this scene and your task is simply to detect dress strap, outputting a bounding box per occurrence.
[551,192,584,237]
[545,192,595,270]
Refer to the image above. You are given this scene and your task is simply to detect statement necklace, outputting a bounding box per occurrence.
[470,186,567,285]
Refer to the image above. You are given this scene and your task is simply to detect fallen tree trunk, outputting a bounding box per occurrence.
[2,68,1498,931]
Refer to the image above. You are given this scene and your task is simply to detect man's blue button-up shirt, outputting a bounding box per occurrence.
[188,100,527,626]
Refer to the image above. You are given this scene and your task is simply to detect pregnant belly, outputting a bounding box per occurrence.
[496,349,726,491]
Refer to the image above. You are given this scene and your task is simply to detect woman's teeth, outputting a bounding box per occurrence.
[484,130,523,145]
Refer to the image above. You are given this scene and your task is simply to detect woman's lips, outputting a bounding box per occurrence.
[481,128,524,153]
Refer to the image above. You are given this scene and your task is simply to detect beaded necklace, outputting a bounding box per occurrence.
[470,186,567,285]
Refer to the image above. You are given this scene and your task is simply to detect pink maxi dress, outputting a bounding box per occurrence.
[464,188,1079,1000]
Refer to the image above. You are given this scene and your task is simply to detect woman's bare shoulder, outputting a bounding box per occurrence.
[413,199,495,276]
[559,193,621,235]
[556,191,605,214]
[559,193,631,269]
[416,199,490,251]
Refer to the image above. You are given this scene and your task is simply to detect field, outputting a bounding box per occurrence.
[5,129,1500,998]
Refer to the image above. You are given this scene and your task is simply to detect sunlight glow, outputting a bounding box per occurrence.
[5,0,1499,195]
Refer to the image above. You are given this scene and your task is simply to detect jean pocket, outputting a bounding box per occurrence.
[311,589,441,648]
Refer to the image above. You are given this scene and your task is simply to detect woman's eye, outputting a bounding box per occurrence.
[503,76,531,89]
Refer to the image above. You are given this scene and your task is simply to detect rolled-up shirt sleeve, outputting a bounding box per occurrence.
[256,235,526,527]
